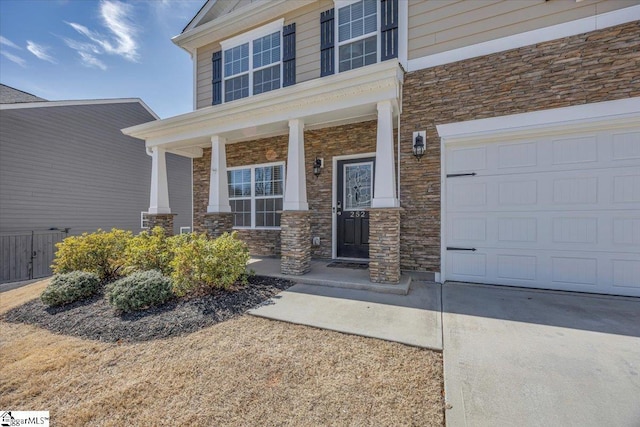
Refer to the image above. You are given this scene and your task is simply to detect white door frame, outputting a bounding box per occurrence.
[332,152,376,259]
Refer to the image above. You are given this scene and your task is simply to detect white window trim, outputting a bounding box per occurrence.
[220,19,285,103]
[334,0,381,73]
[228,161,286,230]
[180,226,192,234]
[141,212,149,229]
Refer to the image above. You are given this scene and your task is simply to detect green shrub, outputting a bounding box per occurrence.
[41,271,101,307]
[52,228,132,281]
[106,270,174,312]
[124,227,173,275]
[169,232,250,296]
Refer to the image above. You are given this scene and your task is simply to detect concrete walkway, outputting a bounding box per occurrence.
[249,281,442,350]
[248,257,412,294]
[443,283,640,427]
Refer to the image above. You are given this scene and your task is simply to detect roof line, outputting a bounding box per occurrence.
[0,98,160,120]
[182,0,215,34]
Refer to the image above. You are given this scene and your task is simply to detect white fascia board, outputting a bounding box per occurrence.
[0,98,160,120]
[408,4,640,73]
[183,0,217,33]
[437,97,640,144]
[123,60,403,145]
[173,0,315,52]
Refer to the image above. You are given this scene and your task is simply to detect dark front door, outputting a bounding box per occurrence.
[336,157,375,259]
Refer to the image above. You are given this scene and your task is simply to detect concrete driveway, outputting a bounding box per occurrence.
[443,283,640,427]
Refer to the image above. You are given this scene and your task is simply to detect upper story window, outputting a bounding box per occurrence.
[338,0,377,72]
[321,0,397,77]
[220,20,283,103]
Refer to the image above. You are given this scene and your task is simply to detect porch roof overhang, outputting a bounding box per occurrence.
[122,60,404,158]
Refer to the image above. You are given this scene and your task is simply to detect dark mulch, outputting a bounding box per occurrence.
[2,276,294,343]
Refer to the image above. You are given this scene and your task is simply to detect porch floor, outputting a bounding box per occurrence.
[247,257,411,295]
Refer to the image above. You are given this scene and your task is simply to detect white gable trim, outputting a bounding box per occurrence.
[183,0,217,33]
[0,98,160,120]
[408,4,640,73]
[436,97,640,144]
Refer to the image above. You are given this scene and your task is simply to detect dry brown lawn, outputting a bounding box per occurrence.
[0,281,444,426]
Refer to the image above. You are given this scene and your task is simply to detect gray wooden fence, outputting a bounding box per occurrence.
[0,230,68,284]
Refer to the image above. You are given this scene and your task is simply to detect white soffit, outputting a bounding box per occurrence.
[408,4,640,72]
[437,97,640,144]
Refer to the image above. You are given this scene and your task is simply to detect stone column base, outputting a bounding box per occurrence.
[147,214,176,236]
[204,212,233,239]
[280,211,311,275]
[368,208,402,284]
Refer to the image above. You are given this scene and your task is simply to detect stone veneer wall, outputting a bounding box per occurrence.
[146,214,176,236]
[369,208,401,283]
[399,21,640,272]
[192,122,379,257]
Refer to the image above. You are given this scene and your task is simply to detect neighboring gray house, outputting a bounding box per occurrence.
[0,84,192,283]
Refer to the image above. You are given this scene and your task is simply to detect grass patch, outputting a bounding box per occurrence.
[0,281,444,425]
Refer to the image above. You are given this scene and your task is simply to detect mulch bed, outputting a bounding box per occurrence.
[2,275,293,343]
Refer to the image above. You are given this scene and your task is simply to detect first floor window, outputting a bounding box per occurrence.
[228,163,284,228]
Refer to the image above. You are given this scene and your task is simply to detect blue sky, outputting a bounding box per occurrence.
[0,0,205,118]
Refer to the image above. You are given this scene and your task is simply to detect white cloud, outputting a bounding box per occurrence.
[62,37,107,70]
[0,35,22,50]
[67,0,139,63]
[0,51,27,67]
[27,41,57,63]
[78,51,107,70]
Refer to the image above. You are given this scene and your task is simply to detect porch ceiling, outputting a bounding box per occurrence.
[122,60,404,157]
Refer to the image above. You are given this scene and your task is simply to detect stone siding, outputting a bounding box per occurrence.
[369,208,402,284]
[203,212,233,239]
[399,21,640,272]
[146,214,176,236]
[280,211,312,275]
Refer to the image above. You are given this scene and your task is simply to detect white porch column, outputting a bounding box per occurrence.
[372,100,399,208]
[207,135,231,213]
[148,146,171,214]
[283,118,309,211]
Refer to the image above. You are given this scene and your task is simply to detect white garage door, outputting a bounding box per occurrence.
[441,102,640,297]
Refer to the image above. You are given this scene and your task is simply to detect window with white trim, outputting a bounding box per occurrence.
[228,163,284,228]
[221,21,283,102]
[337,0,378,72]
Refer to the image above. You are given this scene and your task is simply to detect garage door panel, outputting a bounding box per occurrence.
[448,212,640,253]
[445,125,640,297]
[446,247,640,295]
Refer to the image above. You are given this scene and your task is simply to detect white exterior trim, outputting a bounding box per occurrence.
[408,4,640,73]
[437,97,640,144]
[173,0,314,52]
[371,99,399,208]
[148,147,171,214]
[122,60,403,148]
[283,119,309,211]
[438,97,640,286]
[331,152,376,259]
[182,0,217,33]
[397,0,408,71]
[0,98,160,120]
[207,135,231,213]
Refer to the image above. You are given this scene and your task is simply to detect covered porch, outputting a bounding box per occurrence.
[122,60,405,284]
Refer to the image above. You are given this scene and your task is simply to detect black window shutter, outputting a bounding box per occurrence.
[212,51,222,105]
[283,23,296,87]
[380,0,398,61]
[320,8,335,76]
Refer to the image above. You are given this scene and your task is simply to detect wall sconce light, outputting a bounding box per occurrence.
[412,131,426,161]
[313,157,323,177]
